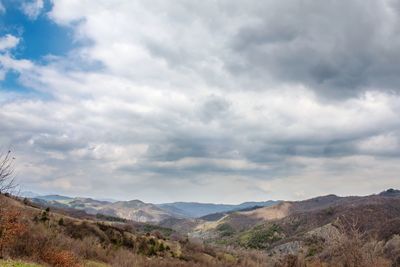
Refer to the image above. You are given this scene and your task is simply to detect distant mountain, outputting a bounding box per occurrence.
[28,193,279,223]
[19,191,40,198]
[97,198,119,203]
[29,196,181,223]
[379,188,400,197]
[157,200,279,218]
[35,194,74,202]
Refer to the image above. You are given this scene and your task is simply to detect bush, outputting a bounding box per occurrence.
[216,223,235,237]
[41,249,80,267]
[0,206,28,258]
[95,213,126,223]
[244,224,283,249]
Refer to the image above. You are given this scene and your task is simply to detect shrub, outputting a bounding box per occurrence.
[95,213,126,223]
[216,223,235,237]
[244,224,283,249]
[158,242,166,252]
[41,249,80,267]
[0,206,28,258]
[40,210,49,222]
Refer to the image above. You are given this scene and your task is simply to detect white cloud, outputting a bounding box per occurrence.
[0,35,19,51]
[21,0,44,20]
[0,1,5,14]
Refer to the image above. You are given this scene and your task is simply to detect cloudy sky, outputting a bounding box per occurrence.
[1,0,400,203]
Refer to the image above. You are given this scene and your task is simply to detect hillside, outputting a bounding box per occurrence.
[105,200,178,223]
[185,189,400,265]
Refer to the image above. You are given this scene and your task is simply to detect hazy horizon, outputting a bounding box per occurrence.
[2,1,400,203]
[19,187,396,206]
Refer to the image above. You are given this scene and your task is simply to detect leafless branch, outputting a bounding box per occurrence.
[0,150,17,194]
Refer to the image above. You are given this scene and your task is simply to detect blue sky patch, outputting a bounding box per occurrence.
[0,0,74,96]
[0,0,74,61]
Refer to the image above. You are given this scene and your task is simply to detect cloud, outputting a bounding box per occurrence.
[0,1,5,14]
[21,0,44,20]
[48,0,400,98]
[0,35,20,51]
[0,34,32,81]
[227,0,400,98]
[1,1,400,202]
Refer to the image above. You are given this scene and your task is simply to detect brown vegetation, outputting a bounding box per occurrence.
[0,200,27,258]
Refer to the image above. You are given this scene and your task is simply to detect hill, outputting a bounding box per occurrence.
[184,189,400,265]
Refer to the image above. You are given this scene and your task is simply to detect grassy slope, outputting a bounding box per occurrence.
[0,259,110,267]
[0,260,43,267]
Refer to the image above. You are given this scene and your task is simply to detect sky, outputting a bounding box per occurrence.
[1,0,400,203]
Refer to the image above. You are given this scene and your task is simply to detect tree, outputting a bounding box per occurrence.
[0,150,17,194]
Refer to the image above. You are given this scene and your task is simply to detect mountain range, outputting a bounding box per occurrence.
[23,192,279,223]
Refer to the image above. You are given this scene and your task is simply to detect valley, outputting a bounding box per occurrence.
[7,189,399,266]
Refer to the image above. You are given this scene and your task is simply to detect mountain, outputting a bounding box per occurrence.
[379,188,400,197]
[28,194,279,223]
[183,189,400,259]
[30,196,179,223]
[104,199,180,223]
[34,194,74,202]
[157,200,279,218]
[19,191,40,198]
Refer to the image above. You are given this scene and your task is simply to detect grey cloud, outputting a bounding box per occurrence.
[199,95,231,122]
[30,134,88,152]
[106,0,400,99]
[226,0,400,98]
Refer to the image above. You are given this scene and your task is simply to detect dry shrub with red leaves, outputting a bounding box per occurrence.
[41,249,81,267]
[0,203,28,258]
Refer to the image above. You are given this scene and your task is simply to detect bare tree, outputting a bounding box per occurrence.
[0,150,17,194]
